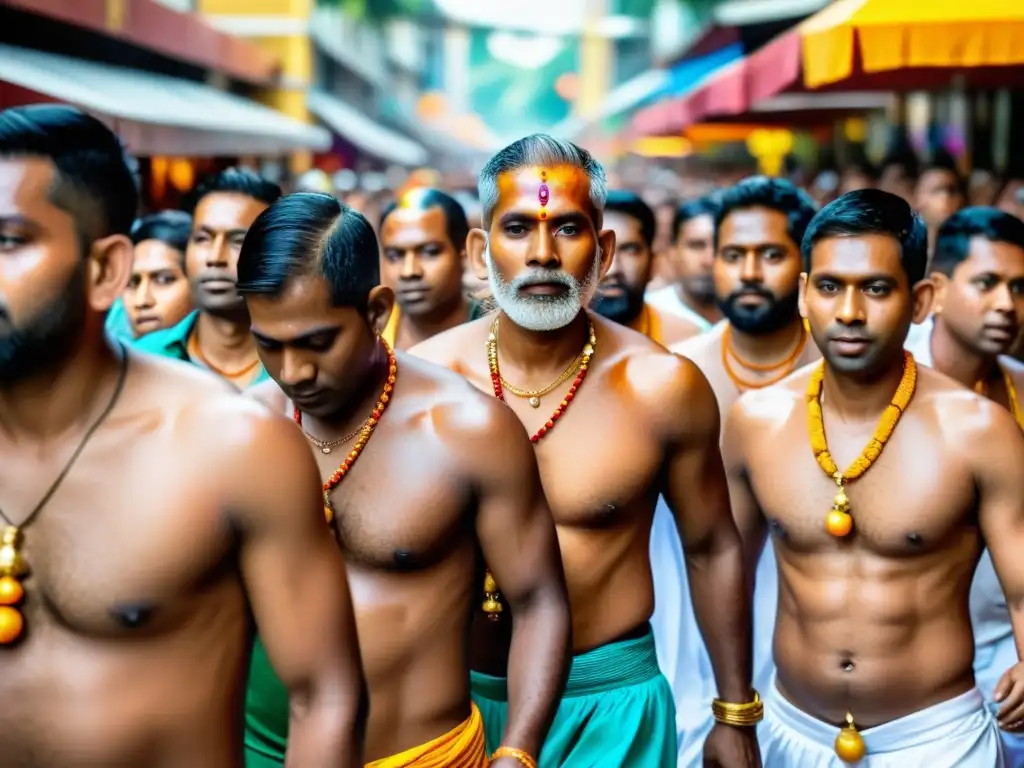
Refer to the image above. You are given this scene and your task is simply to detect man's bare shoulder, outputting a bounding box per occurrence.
[399,351,526,441]
[129,350,304,473]
[669,321,724,364]
[599,320,720,438]
[730,362,813,433]
[246,378,287,414]
[407,314,493,367]
[916,364,1022,448]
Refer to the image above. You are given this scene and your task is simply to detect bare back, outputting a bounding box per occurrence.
[726,364,1018,727]
[413,312,703,657]
[0,355,279,767]
[251,352,542,761]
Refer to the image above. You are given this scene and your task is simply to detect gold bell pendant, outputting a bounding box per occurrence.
[482,569,504,621]
[0,527,29,579]
[825,474,853,538]
[0,527,27,645]
[322,493,335,525]
[834,712,866,763]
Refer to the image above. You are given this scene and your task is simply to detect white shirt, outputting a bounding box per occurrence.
[646,285,714,333]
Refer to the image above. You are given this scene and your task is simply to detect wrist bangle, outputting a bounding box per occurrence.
[712,689,763,727]
[492,746,538,768]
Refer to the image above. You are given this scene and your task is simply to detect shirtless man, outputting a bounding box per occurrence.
[237,192,570,768]
[590,190,701,346]
[655,176,820,767]
[412,134,760,767]
[725,188,1024,766]
[136,167,280,388]
[904,206,1024,765]
[646,194,722,331]
[122,211,194,338]
[378,188,478,350]
[0,104,365,767]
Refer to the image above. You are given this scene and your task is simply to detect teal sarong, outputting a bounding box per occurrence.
[471,625,676,767]
[244,637,288,767]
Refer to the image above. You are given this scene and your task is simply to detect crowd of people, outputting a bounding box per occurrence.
[1,102,1023,768]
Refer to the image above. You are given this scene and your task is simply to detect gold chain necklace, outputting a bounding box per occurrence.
[301,422,366,455]
[489,315,586,407]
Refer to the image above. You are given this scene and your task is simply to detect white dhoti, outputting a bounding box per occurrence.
[972,552,1024,768]
[650,497,779,767]
[760,684,1005,767]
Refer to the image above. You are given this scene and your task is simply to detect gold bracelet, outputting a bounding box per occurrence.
[711,690,764,727]
[492,746,538,768]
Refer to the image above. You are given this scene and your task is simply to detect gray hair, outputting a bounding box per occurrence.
[478,134,607,227]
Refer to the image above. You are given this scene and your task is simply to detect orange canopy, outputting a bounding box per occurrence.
[802,0,1024,87]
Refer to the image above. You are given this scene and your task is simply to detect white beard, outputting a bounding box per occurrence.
[484,244,602,332]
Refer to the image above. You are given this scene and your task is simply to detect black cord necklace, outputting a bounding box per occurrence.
[0,343,130,645]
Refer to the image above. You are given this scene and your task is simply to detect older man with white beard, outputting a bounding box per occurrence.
[411,134,762,768]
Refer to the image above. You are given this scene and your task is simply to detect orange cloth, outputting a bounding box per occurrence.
[366,704,488,768]
[628,303,664,345]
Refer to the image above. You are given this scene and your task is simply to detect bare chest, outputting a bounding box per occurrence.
[748,416,977,556]
[0,441,238,641]
[457,362,664,528]
[316,435,475,572]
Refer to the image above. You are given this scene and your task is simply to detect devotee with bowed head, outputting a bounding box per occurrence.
[237,192,571,768]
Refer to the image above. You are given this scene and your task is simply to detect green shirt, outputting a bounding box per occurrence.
[105,297,136,343]
[132,310,270,385]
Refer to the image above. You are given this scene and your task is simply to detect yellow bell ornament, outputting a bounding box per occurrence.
[482,569,503,621]
[834,712,866,763]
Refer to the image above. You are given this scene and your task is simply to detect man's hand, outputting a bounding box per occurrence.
[702,723,762,768]
[995,662,1024,730]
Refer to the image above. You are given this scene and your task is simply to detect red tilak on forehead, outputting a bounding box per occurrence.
[539,169,549,219]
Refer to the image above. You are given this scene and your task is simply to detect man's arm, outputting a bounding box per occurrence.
[464,401,571,759]
[660,358,754,704]
[231,407,367,768]
[973,401,1024,726]
[721,399,770,595]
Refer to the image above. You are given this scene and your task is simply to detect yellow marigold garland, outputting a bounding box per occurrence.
[807,351,918,537]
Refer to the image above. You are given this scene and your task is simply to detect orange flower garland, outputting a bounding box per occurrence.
[721,323,808,391]
[807,351,917,538]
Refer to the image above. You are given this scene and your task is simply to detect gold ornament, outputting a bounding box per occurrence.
[482,569,503,620]
[0,527,28,579]
[834,712,866,763]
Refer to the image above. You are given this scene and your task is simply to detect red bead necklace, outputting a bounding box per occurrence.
[486,314,596,443]
[294,338,397,523]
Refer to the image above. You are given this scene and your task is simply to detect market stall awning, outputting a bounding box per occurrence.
[634,0,1024,135]
[630,57,747,137]
[553,44,743,139]
[0,44,330,157]
[307,91,429,168]
[800,0,1024,88]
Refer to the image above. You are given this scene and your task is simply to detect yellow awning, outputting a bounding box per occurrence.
[800,0,1024,88]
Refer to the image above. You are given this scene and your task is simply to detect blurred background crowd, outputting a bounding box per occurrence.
[4,0,1022,358]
